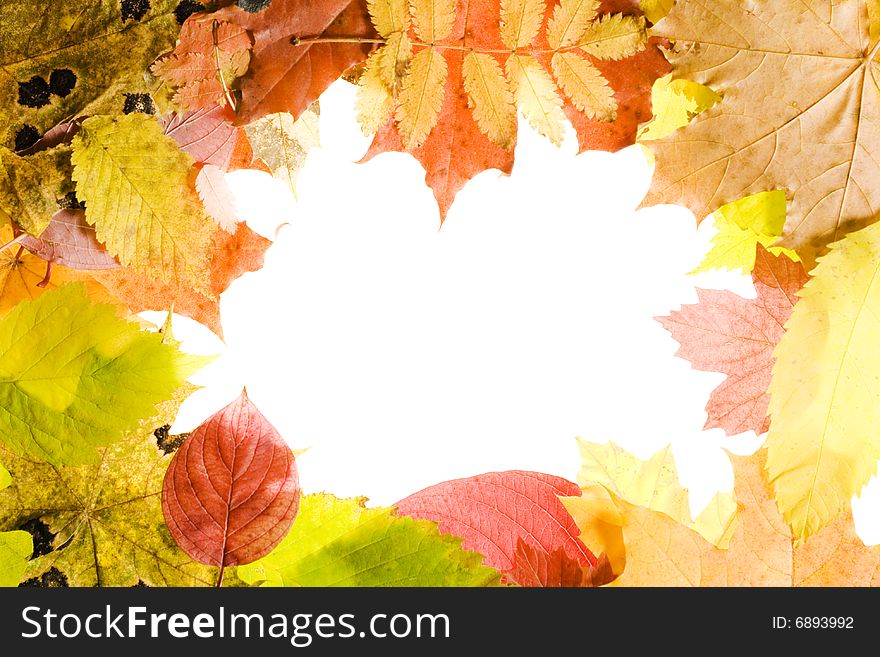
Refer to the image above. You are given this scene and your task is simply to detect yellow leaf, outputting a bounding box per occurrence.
[869,0,880,41]
[768,219,880,543]
[0,147,72,235]
[547,0,600,50]
[368,0,410,37]
[579,14,646,61]
[376,32,414,91]
[243,108,321,195]
[576,439,737,548]
[396,47,448,149]
[356,53,396,135]
[506,54,566,145]
[71,115,213,293]
[639,0,673,24]
[410,0,457,42]
[551,51,616,121]
[561,486,626,576]
[638,74,719,143]
[691,191,801,275]
[499,0,546,49]
[462,53,517,150]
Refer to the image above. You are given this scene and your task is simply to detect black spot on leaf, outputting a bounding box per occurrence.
[19,519,55,559]
[123,93,157,115]
[154,424,188,455]
[19,567,69,588]
[59,192,86,210]
[121,0,150,21]
[14,125,41,152]
[236,0,272,12]
[174,0,204,24]
[48,69,77,98]
[17,76,50,108]
[132,579,150,587]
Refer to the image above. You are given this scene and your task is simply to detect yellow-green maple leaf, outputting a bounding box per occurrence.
[238,494,502,587]
[71,114,213,291]
[0,0,181,150]
[0,385,216,587]
[768,219,880,543]
[692,191,801,275]
[0,284,207,465]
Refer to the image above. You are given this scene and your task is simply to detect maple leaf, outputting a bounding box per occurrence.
[644,0,880,263]
[237,493,502,586]
[658,246,808,437]
[567,447,880,586]
[1,0,185,152]
[163,390,300,584]
[0,284,208,465]
[89,222,272,338]
[768,219,880,542]
[152,14,253,111]
[71,114,215,292]
[217,0,376,124]
[360,0,668,219]
[691,192,800,276]
[575,438,737,547]
[395,470,597,577]
[0,385,217,587]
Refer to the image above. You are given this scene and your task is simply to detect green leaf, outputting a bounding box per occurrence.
[0,530,32,587]
[0,145,73,235]
[0,0,181,150]
[71,114,214,291]
[0,283,208,465]
[691,191,801,275]
[0,386,216,587]
[0,463,9,490]
[237,494,503,587]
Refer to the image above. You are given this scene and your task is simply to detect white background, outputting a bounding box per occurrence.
[146,80,880,543]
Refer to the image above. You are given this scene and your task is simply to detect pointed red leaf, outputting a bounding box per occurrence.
[508,539,615,587]
[395,471,596,575]
[656,246,809,436]
[162,390,300,568]
[20,209,118,270]
[162,106,241,170]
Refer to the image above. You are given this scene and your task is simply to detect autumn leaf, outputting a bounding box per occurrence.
[152,14,253,111]
[0,530,32,587]
[575,438,737,547]
[71,114,215,292]
[644,0,880,263]
[163,390,300,583]
[363,0,669,219]
[768,219,880,542]
[0,463,9,490]
[162,105,249,171]
[19,209,119,271]
[567,447,880,586]
[237,493,502,586]
[0,284,208,465]
[691,192,800,276]
[0,0,182,151]
[396,470,597,577]
[244,106,321,195]
[508,540,616,587]
[0,385,217,587]
[218,0,376,124]
[89,222,272,338]
[658,246,808,438]
[0,145,73,235]
[637,73,718,144]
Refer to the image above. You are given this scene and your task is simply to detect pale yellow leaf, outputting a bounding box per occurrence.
[410,0,456,42]
[368,0,410,37]
[506,54,566,145]
[396,47,448,149]
[551,51,616,121]
[561,487,626,576]
[356,53,396,135]
[376,32,414,91]
[462,53,517,150]
[546,0,600,50]
[579,14,646,61]
[637,74,720,143]
[499,0,546,50]
[767,219,880,543]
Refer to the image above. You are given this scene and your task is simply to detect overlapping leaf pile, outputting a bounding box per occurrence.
[2,0,880,587]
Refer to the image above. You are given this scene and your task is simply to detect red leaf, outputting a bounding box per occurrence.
[162,106,240,170]
[656,246,808,436]
[162,390,300,569]
[395,471,596,575]
[217,0,375,123]
[508,539,616,587]
[20,209,118,270]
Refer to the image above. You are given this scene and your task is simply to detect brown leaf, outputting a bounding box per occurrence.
[508,539,616,587]
[162,390,300,571]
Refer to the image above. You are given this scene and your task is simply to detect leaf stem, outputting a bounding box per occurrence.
[216,563,225,588]
[0,234,25,254]
[867,39,880,64]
